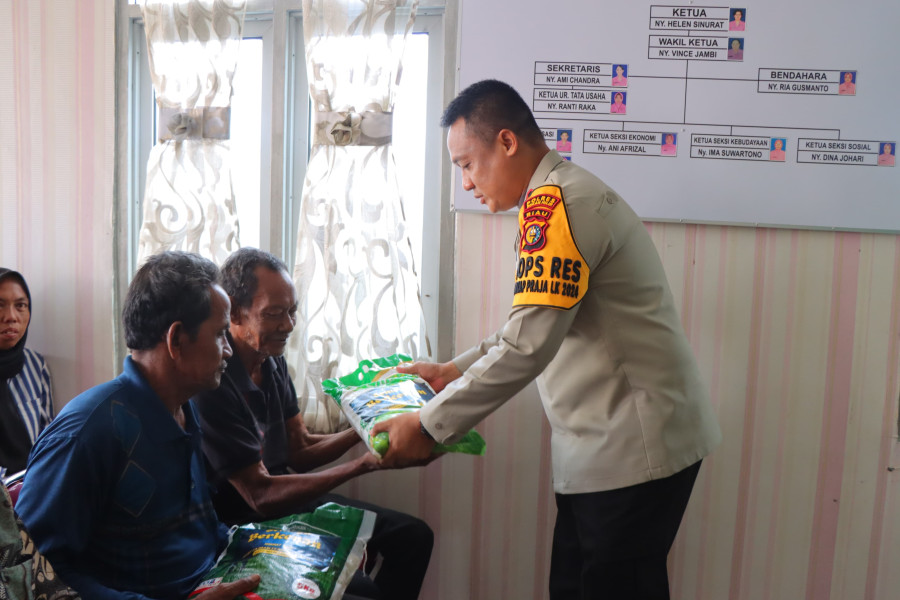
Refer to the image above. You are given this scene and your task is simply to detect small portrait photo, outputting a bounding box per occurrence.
[769,138,786,162]
[838,71,857,95]
[610,91,627,114]
[611,64,628,87]
[727,38,744,61]
[556,129,573,153]
[729,8,746,31]
[878,142,895,166]
[660,133,677,156]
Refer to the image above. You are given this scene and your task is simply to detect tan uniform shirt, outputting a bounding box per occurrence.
[420,150,721,494]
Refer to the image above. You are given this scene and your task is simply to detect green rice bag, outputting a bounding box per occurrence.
[190,502,374,600]
[322,354,486,457]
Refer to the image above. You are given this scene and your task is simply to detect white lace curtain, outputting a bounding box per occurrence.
[286,0,429,432]
[137,0,246,265]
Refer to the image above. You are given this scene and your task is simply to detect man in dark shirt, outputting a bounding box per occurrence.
[17,251,260,600]
[192,247,433,600]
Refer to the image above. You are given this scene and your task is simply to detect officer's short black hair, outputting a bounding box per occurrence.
[440,79,544,146]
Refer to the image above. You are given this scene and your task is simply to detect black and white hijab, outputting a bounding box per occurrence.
[0,269,34,476]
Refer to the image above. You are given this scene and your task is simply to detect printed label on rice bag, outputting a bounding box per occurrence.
[291,577,321,598]
[345,380,435,428]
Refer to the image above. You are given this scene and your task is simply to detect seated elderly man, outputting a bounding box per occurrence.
[192,248,433,600]
[17,252,260,600]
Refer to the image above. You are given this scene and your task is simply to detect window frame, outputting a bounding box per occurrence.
[114,0,456,367]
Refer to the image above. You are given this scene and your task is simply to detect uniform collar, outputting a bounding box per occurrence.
[522,150,567,207]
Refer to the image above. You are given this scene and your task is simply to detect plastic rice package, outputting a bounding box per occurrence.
[322,354,486,457]
[190,502,375,600]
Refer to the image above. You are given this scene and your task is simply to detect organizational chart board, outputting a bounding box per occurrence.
[454,0,899,232]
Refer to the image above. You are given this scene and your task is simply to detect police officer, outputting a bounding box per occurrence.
[374,79,721,600]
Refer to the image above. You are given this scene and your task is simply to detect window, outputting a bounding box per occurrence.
[117,1,451,362]
[230,37,265,249]
[124,15,273,273]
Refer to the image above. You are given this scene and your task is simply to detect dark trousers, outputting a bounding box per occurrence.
[549,461,701,600]
[314,493,434,600]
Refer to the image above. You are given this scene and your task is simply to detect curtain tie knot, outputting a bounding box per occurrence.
[331,111,363,146]
[159,107,232,142]
[317,109,393,146]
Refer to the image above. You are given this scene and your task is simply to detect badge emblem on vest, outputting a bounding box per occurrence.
[523,222,548,252]
[520,189,560,254]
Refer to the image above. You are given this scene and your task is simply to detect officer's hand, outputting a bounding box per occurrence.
[192,574,261,599]
[371,412,439,468]
[396,361,462,393]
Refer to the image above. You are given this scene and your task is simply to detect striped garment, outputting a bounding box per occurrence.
[8,347,54,446]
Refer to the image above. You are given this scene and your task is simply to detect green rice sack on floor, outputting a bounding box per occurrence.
[322,354,486,457]
[190,502,374,600]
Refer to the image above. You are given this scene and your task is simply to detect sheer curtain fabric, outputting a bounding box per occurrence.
[287,0,428,432]
[137,0,246,265]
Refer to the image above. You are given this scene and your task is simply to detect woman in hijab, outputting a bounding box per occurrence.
[0,269,53,479]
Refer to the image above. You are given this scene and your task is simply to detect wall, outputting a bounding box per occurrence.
[651,222,900,600]
[0,0,116,408]
[355,212,900,600]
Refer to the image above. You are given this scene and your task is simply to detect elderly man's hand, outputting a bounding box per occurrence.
[371,412,440,468]
[193,574,261,599]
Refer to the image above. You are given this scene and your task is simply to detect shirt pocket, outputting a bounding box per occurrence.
[114,461,157,518]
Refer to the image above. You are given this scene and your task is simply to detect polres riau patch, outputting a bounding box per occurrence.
[513,185,588,309]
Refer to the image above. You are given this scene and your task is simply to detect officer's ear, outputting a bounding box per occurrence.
[497,128,519,156]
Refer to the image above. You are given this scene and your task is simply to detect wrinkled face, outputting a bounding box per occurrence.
[0,279,30,351]
[177,285,232,392]
[448,118,523,213]
[233,267,298,358]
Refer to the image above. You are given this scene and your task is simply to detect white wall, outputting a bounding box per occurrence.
[0,0,116,409]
